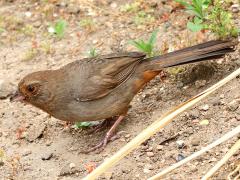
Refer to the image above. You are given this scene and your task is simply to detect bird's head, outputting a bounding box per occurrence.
[10,71,54,108]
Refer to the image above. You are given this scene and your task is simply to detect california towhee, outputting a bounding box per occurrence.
[11,40,237,152]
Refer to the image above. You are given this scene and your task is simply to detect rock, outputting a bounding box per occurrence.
[176,140,185,149]
[125,134,131,138]
[110,2,117,8]
[176,154,185,162]
[69,163,76,169]
[236,115,240,121]
[59,163,83,176]
[199,119,209,126]
[195,80,207,88]
[191,138,200,146]
[227,100,239,111]
[0,79,14,99]
[46,140,52,146]
[211,98,222,106]
[25,11,32,18]
[189,109,200,119]
[41,152,53,160]
[231,4,239,13]
[146,151,154,157]
[33,21,42,28]
[143,164,153,174]
[156,145,164,151]
[199,104,209,111]
[67,4,80,14]
[176,82,184,88]
[22,149,32,156]
[143,168,151,174]
[26,122,46,142]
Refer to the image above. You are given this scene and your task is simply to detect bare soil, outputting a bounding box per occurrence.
[0,0,240,179]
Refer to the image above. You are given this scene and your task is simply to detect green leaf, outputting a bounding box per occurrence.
[193,16,203,24]
[74,121,99,128]
[129,29,159,57]
[202,0,211,8]
[54,19,67,38]
[88,47,98,58]
[148,29,159,46]
[187,21,203,32]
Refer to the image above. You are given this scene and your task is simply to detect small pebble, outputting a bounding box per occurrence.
[156,145,164,151]
[110,2,117,8]
[176,154,185,162]
[143,164,153,174]
[189,110,200,119]
[69,163,76,169]
[41,152,53,160]
[199,119,209,126]
[22,149,32,157]
[143,168,151,174]
[191,138,200,146]
[125,134,131,138]
[227,100,239,111]
[231,4,239,13]
[25,11,32,17]
[146,152,154,157]
[195,80,207,88]
[46,140,52,146]
[220,94,225,99]
[200,104,209,111]
[176,140,185,149]
[48,27,55,34]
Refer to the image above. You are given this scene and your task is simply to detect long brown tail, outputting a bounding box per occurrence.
[142,40,237,71]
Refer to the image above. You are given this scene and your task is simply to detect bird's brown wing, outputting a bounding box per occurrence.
[63,52,146,101]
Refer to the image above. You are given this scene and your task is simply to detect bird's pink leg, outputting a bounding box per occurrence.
[82,115,125,153]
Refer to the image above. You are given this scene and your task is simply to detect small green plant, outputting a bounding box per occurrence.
[22,48,38,61]
[49,19,67,38]
[88,47,98,58]
[120,2,140,13]
[40,41,54,54]
[207,5,239,38]
[175,0,239,38]
[79,18,95,32]
[20,24,34,36]
[134,11,155,25]
[130,29,159,57]
[73,121,99,129]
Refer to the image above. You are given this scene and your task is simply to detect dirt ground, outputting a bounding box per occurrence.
[0,0,240,179]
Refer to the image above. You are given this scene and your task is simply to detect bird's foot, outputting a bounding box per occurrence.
[87,117,115,134]
[81,116,125,153]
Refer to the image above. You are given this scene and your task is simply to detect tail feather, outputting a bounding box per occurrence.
[143,40,237,70]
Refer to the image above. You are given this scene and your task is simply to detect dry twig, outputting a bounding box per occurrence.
[148,126,240,180]
[202,139,240,180]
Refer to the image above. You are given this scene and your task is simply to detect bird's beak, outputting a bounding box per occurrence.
[10,91,25,102]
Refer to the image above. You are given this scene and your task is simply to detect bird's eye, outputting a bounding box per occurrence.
[27,85,36,93]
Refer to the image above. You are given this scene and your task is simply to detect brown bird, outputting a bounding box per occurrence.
[11,40,237,152]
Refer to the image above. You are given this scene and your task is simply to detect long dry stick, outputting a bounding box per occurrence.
[148,125,240,180]
[202,139,240,180]
[83,68,240,180]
